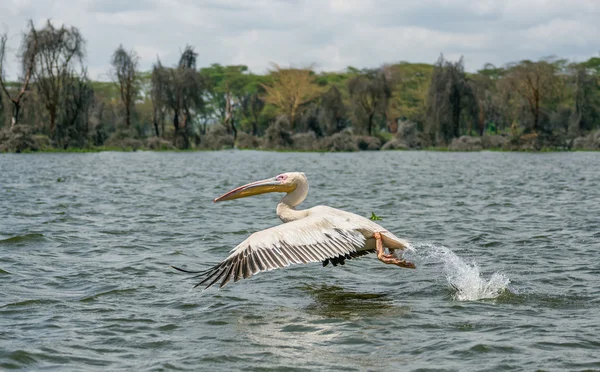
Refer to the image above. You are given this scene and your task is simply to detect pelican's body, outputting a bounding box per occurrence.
[173,172,415,289]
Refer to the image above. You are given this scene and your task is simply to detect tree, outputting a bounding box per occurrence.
[150,61,168,137]
[384,62,433,131]
[571,58,600,133]
[241,92,264,136]
[151,46,203,148]
[425,55,476,143]
[348,69,390,135]
[0,20,38,127]
[262,63,321,131]
[499,59,561,133]
[471,64,507,135]
[110,44,139,128]
[200,64,263,139]
[297,102,322,136]
[88,80,126,145]
[57,69,94,148]
[27,20,85,138]
[176,47,203,147]
[318,85,346,135]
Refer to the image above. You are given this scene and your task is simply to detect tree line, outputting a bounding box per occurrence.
[1,20,599,151]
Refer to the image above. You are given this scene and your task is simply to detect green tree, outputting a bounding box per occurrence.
[498,59,561,134]
[262,63,321,131]
[472,64,507,134]
[384,62,433,131]
[199,64,256,139]
[571,57,600,133]
[240,92,265,136]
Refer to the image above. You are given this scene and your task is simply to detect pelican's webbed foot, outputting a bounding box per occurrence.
[374,232,416,269]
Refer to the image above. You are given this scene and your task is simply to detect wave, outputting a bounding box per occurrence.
[0,233,46,244]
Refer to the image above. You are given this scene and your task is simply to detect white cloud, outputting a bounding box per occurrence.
[0,0,598,81]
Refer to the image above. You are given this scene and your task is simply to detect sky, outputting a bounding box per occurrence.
[1,0,599,81]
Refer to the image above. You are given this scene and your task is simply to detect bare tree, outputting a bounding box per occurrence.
[110,45,139,128]
[27,20,85,137]
[0,20,38,127]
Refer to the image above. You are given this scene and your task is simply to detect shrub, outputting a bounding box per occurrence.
[199,125,234,150]
[291,131,323,151]
[236,132,264,149]
[323,130,358,152]
[354,136,382,150]
[146,136,174,150]
[448,136,482,151]
[0,125,39,153]
[264,116,293,150]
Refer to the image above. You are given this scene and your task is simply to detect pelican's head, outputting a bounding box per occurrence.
[214,172,307,202]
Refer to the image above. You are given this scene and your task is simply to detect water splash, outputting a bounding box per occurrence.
[401,243,510,301]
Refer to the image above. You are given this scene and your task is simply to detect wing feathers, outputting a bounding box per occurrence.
[178,213,371,290]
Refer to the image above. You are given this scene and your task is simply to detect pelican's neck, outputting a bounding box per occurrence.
[276,178,309,223]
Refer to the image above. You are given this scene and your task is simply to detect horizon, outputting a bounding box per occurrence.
[1,0,599,81]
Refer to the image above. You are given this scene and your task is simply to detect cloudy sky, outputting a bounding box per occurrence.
[1,0,599,80]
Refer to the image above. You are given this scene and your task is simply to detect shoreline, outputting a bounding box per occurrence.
[2,146,597,154]
[3,125,599,154]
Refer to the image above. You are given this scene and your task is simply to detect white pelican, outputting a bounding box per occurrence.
[172,172,415,289]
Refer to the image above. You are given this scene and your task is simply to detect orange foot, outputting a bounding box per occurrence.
[374,232,416,269]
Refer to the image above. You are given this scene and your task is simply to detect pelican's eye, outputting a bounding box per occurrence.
[276,174,288,182]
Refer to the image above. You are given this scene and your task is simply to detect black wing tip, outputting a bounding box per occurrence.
[321,250,376,269]
[170,265,203,274]
[171,265,218,290]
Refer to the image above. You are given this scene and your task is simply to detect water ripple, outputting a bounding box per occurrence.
[1,151,599,371]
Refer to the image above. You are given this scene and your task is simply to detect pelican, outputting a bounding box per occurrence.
[172,172,415,289]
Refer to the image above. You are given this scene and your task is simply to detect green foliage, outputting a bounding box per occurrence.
[570,58,600,133]
[198,64,266,139]
[369,212,383,221]
[387,62,433,126]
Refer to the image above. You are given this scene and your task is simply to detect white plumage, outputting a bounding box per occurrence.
[172,172,415,289]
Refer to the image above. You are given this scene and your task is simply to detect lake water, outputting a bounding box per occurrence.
[1,151,599,371]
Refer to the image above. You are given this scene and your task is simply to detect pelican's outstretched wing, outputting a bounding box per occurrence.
[173,213,373,290]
